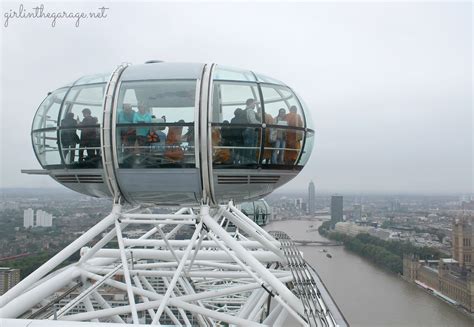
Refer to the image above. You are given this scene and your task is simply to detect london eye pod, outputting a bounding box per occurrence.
[28,62,315,205]
[239,199,272,226]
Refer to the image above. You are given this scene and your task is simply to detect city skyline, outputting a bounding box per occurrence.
[1,184,473,324]
[1,2,472,194]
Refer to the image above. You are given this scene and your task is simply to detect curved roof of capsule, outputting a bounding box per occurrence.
[61,62,288,88]
[121,62,206,81]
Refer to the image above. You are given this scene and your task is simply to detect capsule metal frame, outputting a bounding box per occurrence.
[26,62,315,206]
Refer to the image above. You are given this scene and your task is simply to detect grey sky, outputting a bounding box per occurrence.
[1,1,472,194]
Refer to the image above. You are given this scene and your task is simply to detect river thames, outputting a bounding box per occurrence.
[265,220,473,327]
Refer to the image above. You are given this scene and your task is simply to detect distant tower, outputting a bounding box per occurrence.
[452,215,473,268]
[331,195,343,227]
[308,181,316,214]
[23,208,34,228]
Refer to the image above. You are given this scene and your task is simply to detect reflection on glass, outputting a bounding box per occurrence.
[116,124,195,168]
[212,126,261,166]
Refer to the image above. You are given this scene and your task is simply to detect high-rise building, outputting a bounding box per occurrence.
[23,208,34,228]
[35,210,53,227]
[24,209,53,228]
[331,195,343,227]
[36,210,42,226]
[0,267,20,295]
[308,181,316,214]
[452,216,473,268]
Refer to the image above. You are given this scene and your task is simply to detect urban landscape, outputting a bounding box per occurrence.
[1,184,473,323]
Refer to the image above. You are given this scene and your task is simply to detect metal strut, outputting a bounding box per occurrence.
[270,231,344,327]
[0,204,347,327]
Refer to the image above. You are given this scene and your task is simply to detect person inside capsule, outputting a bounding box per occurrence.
[242,98,261,164]
[164,119,185,164]
[78,108,100,166]
[117,103,137,161]
[262,110,275,164]
[229,108,246,164]
[285,105,303,165]
[60,112,79,164]
[133,102,152,158]
[272,108,288,164]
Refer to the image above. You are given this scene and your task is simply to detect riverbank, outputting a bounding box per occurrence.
[265,219,474,326]
[318,221,444,274]
[400,275,474,319]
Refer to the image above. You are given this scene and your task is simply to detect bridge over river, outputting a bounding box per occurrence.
[292,240,343,246]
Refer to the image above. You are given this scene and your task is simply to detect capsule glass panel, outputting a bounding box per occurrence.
[261,85,305,167]
[212,81,262,123]
[32,129,61,167]
[212,81,263,168]
[262,127,301,166]
[261,85,305,126]
[254,73,285,86]
[212,126,261,166]
[298,130,314,166]
[294,92,313,130]
[32,88,68,130]
[213,65,256,82]
[59,83,105,168]
[240,200,271,226]
[61,83,106,123]
[116,80,197,168]
[74,73,110,85]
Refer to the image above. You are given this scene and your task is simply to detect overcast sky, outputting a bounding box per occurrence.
[1,1,472,194]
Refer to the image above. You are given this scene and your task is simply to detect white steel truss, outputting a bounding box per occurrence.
[0,202,345,327]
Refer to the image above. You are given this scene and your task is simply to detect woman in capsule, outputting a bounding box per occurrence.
[272,108,288,164]
[285,105,303,164]
[133,102,152,153]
